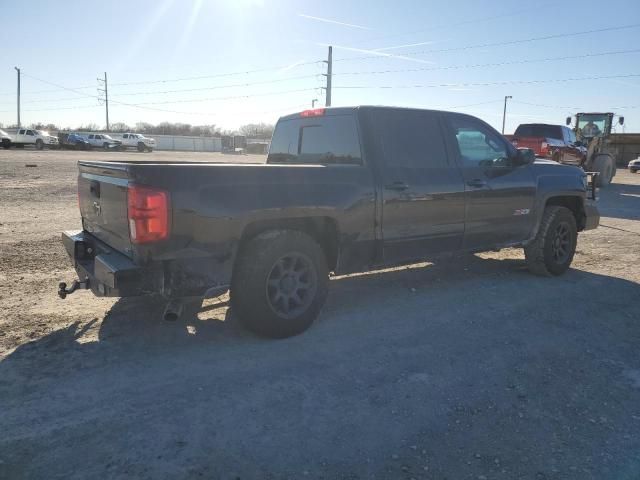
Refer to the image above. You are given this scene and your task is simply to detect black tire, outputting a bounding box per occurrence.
[137,142,145,152]
[146,147,153,152]
[593,154,613,188]
[524,206,577,277]
[1,140,10,149]
[103,142,109,151]
[35,139,44,150]
[231,230,329,338]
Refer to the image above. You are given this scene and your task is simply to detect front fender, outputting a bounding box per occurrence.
[524,171,587,244]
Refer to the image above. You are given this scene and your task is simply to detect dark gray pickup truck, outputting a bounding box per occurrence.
[60,106,599,337]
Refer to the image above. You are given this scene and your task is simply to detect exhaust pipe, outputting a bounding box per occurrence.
[163,299,184,322]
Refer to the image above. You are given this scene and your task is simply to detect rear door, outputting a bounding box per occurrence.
[444,113,536,250]
[366,109,465,263]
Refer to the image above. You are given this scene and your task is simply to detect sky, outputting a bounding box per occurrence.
[0,0,639,133]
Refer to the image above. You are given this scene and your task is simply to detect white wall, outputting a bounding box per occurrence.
[109,134,222,152]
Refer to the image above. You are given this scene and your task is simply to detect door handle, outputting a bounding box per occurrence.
[385,182,409,191]
[466,179,487,188]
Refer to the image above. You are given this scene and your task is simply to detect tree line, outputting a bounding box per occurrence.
[0,121,275,139]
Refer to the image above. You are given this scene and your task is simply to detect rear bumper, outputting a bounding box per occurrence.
[583,201,600,231]
[62,230,231,298]
[62,230,162,297]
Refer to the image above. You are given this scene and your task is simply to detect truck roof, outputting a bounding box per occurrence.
[278,105,455,121]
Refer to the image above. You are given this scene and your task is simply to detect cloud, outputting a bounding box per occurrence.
[299,14,370,30]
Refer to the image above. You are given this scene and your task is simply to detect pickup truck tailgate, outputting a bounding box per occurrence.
[78,162,133,256]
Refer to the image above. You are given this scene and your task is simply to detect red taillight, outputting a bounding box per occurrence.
[127,184,169,244]
[300,108,325,117]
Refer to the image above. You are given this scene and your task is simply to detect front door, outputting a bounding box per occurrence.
[444,114,536,250]
[376,109,466,264]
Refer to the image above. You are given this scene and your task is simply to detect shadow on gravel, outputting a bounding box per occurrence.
[598,180,640,220]
[1,255,640,479]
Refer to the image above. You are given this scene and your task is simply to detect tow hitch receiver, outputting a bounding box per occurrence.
[58,279,89,299]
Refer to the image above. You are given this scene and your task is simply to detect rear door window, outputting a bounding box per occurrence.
[380,109,449,168]
[268,114,362,164]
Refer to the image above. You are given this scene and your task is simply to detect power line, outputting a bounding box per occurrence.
[107,61,322,87]
[334,48,640,77]
[8,47,633,107]
[511,100,639,110]
[334,23,640,63]
[333,73,640,90]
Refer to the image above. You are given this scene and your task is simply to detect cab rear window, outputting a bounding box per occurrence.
[268,115,362,165]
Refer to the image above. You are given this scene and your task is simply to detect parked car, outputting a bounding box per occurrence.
[629,157,640,173]
[505,124,586,165]
[59,106,599,338]
[86,133,122,150]
[119,133,155,152]
[11,128,59,149]
[1,128,11,149]
[58,133,90,150]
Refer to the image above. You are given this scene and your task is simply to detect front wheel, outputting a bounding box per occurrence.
[137,142,145,152]
[35,139,44,150]
[524,206,577,276]
[1,140,10,149]
[231,230,329,338]
[103,142,109,151]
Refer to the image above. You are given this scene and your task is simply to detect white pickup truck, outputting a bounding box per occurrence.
[11,128,59,149]
[119,133,155,152]
[86,133,122,150]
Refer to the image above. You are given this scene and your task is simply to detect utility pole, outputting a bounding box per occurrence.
[312,98,318,108]
[97,72,109,131]
[322,46,332,107]
[14,67,21,127]
[502,95,512,134]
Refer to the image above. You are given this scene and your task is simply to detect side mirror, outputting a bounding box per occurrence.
[619,116,625,126]
[515,148,535,166]
[566,117,572,126]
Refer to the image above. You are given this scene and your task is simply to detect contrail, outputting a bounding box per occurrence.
[299,14,370,30]
[375,41,436,52]
[320,43,436,65]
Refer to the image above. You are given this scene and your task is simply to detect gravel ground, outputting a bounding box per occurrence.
[1,149,639,480]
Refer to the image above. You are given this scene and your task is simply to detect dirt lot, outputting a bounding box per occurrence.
[1,148,639,479]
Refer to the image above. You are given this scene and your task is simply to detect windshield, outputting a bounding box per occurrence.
[577,114,609,139]
[0,129,8,137]
[103,134,113,140]
[37,130,48,136]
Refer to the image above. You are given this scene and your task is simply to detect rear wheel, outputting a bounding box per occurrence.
[593,154,613,188]
[137,142,145,152]
[1,140,10,149]
[524,206,577,276]
[35,139,44,150]
[231,230,329,338]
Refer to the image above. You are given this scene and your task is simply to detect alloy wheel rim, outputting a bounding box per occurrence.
[552,222,571,263]
[265,253,317,319]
